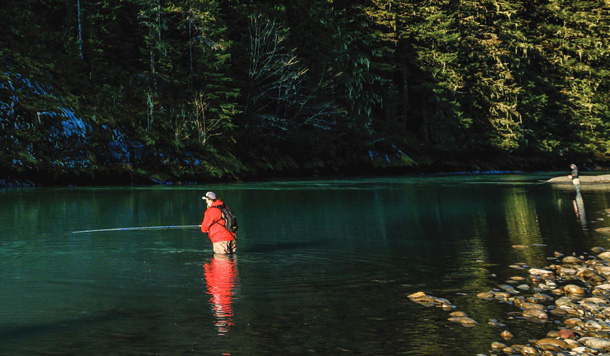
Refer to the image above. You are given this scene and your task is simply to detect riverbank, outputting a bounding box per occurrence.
[547,175,610,184]
[410,242,610,355]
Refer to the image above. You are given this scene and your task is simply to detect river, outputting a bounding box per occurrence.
[1,173,610,355]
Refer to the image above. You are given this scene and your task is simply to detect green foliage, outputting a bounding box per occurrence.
[1,0,610,184]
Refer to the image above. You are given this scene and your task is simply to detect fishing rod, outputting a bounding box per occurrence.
[71,225,201,234]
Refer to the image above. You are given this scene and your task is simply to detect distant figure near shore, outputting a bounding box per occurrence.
[568,164,580,193]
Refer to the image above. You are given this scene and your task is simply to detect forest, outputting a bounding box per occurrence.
[1,0,609,185]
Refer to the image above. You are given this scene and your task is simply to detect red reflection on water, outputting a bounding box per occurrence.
[203,255,238,335]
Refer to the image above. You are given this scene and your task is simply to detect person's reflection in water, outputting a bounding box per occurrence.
[203,254,239,335]
[572,191,587,230]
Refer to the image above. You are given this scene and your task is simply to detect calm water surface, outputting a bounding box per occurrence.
[2,174,610,355]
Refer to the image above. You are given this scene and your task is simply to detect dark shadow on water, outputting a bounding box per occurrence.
[243,239,329,253]
[0,309,137,341]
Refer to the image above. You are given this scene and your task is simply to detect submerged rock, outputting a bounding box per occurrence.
[488,319,505,327]
[407,292,454,310]
[459,317,478,327]
[414,246,610,354]
[500,330,513,340]
[477,291,495,300]
[490,341,506,351]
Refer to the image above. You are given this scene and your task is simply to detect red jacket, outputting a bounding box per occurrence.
[201,199,236,243]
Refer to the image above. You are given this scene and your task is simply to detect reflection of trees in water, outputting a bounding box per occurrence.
[501,188,547,266]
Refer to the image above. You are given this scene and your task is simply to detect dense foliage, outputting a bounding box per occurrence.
[1,0,609,184]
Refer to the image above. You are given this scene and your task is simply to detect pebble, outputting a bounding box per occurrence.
[406,247,610,355]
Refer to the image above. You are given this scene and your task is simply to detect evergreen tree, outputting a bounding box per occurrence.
[532,0,610,159]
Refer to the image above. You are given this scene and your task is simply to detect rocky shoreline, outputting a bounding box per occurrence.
[547,175,610,184]
[410,246,610,355]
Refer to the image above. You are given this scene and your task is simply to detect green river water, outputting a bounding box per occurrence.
[2,173,610,355]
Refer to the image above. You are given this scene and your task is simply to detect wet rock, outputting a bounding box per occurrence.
[521,302,545,311]
[440,303,454,311]
[500,284,519,294]
[504,345,525,354]
[535,338,568,352]
[449,315,478,327]
[556,266,578,279]
[408,291,454,309]
[510,264,527,270]
[477,291,495,300]
[593,284,610,298]
[494,292,511,302]
[520,345,539,355]
[594,265,610,276]
[576,268,606,285]
[523,308,549,322]
[579,297,606,315]
[555,296,575,307]
[415,247,610,355]
[563,256,584,264]
[549,308,569,317]
[532,293,554,303]
[597,251,610,261]
[557,328,576,339]
[563,284,587,298]
[530,268,554,278]
[449,311,467,317]
[562,338,583,350]
[512,296,527,307]
[592,246,606,254]
[500,330,513,340]
[580,296,607,306]
[584,320,603,331]
[491,341,506,351]
[573,346,598,355]
[564,318,584,327]
[447,316,463,323]
[488,319,505,327]
[459,317,478,327]
[599,306,610,318]
[582,330,610,338]
[408,292,438,307]
[578,337,610,351]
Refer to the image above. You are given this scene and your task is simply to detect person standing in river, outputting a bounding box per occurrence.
[568,163,581,193]
[201,191,237,255]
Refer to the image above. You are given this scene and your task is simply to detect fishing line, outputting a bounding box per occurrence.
[71,225,201,234]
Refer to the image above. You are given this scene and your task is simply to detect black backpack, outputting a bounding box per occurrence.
[215,205,238,233]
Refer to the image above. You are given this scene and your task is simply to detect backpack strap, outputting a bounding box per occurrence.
[210,205,236,236]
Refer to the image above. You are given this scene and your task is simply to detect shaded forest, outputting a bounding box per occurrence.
[1,0,609,185]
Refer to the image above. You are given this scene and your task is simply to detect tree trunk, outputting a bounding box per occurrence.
[77,0,83,59]
[401,62,409,127]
